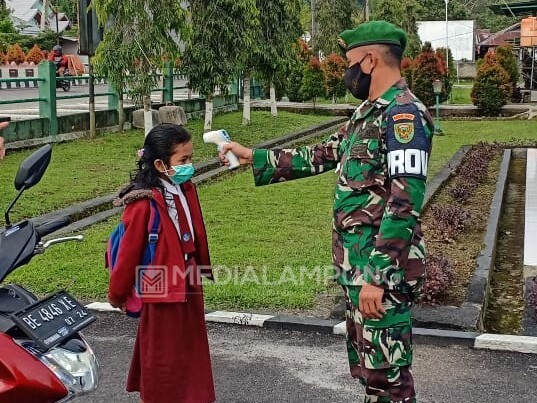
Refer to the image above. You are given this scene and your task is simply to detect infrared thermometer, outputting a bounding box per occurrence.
[203,129,240,170]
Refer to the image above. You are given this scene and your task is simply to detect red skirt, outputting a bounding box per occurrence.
[126,265,215,403]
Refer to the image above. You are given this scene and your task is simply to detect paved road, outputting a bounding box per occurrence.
[80,312,537,403]
[0,80,191,118]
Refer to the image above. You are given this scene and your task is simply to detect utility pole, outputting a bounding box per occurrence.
[365,0,370,22]
[311,0,316,53]
[41,0,48,30]
[445,0,449,71]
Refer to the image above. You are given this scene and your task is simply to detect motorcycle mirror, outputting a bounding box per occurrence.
[14,145,52,191]
[4,145,52,228]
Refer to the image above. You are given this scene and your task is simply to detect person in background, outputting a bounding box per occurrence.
[48,45,68,76]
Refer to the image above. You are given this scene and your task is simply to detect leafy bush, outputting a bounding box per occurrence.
[26,44,45,65]
[431,204,471,239]
[448,143,501,203]
[6,43,26,65]
[320,53,347,103]
[448,182,475,203]
[286,40,312,102]
[401,56,414,88]
[435,47,455,103]
[471,52,512,116]
[0,51,7,65]
[419,255,454,305]
[495,45,520,102]
[300,57,326,108]
[0,30,59,54]
[495,45,519,88]
[412,42,447,107]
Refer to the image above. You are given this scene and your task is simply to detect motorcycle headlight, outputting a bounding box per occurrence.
[33,338,99,397]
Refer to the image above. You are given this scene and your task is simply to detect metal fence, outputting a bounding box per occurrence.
[0,61,264,136]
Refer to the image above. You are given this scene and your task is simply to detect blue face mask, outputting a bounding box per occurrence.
[165,163,195,185]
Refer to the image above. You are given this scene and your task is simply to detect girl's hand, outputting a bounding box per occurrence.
[108,295,127,313]
[219,142,253,165]
[0,122,8,160]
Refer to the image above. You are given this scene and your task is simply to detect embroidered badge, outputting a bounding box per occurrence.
[394,122,415,143]
[182,233,191,242]
[392,113,415,121]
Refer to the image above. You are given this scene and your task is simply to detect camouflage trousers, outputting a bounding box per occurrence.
[342,285,416,403]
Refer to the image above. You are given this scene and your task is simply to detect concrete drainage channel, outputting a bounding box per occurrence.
[32,124,537,354]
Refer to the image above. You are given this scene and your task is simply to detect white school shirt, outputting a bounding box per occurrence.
[159,179,195,241]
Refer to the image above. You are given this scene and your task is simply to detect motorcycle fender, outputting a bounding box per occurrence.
[0,333,67,403]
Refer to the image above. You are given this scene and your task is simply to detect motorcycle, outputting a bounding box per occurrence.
[56,68,71,92]
[0,144,99,402]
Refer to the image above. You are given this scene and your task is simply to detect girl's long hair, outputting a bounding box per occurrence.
[119,124,192,197]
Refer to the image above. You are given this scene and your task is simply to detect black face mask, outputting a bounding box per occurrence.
[344,55,373,101]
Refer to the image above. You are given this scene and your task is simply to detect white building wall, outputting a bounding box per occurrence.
[417,20,475,61]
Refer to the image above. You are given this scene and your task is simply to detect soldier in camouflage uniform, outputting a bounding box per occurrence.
[220,21,434,403]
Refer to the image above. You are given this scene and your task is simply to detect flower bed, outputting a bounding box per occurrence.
[420,143,504,306]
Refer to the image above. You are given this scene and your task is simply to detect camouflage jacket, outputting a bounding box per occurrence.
[252,79,434,294]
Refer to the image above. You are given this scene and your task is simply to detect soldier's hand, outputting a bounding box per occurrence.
[219,142,253,165]
[359,283,386,320]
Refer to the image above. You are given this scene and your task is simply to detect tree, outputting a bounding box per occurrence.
[495,45,519,94]
[471,52,512,116]
[412,42,446,107]
[26,44,45,64]
[93,0,190,134]
[321,53,347,103]
[300,57,325,109]
[0,0,15,34]
[371,0,421,57]
[7,43,25,64]
[416,0,468,20]
[55,0,77,21]
[313,0,353,57]
[252,0,301,119]
[435,47,455,102]
[401,56,414,88]
[183,0,258,131]
[286,40,312,102]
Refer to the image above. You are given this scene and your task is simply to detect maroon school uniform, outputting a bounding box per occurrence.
[108,183,215,403]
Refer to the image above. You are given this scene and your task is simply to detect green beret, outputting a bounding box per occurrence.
[338,20,407,52]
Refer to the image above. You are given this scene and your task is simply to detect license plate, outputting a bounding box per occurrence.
[11,291,96,351]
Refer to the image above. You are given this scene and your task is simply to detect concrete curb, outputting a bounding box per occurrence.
[85,302,537,354]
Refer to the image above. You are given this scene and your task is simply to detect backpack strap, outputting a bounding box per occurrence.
[146,199,161,263]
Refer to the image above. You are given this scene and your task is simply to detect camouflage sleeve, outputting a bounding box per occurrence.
[364,104,432,290]
[252,122,349,186]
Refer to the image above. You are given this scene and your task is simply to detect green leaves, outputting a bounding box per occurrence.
[313,0,353,56]
[254,0,302,81]
[92,0,189,105]
[182,0,259,97]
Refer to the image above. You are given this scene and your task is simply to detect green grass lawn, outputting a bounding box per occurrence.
[6,119,537,311]
[0,111,335,225]
[449,86,473,104]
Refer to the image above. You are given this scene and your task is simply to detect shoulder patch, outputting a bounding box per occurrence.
[386,104,431,180]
